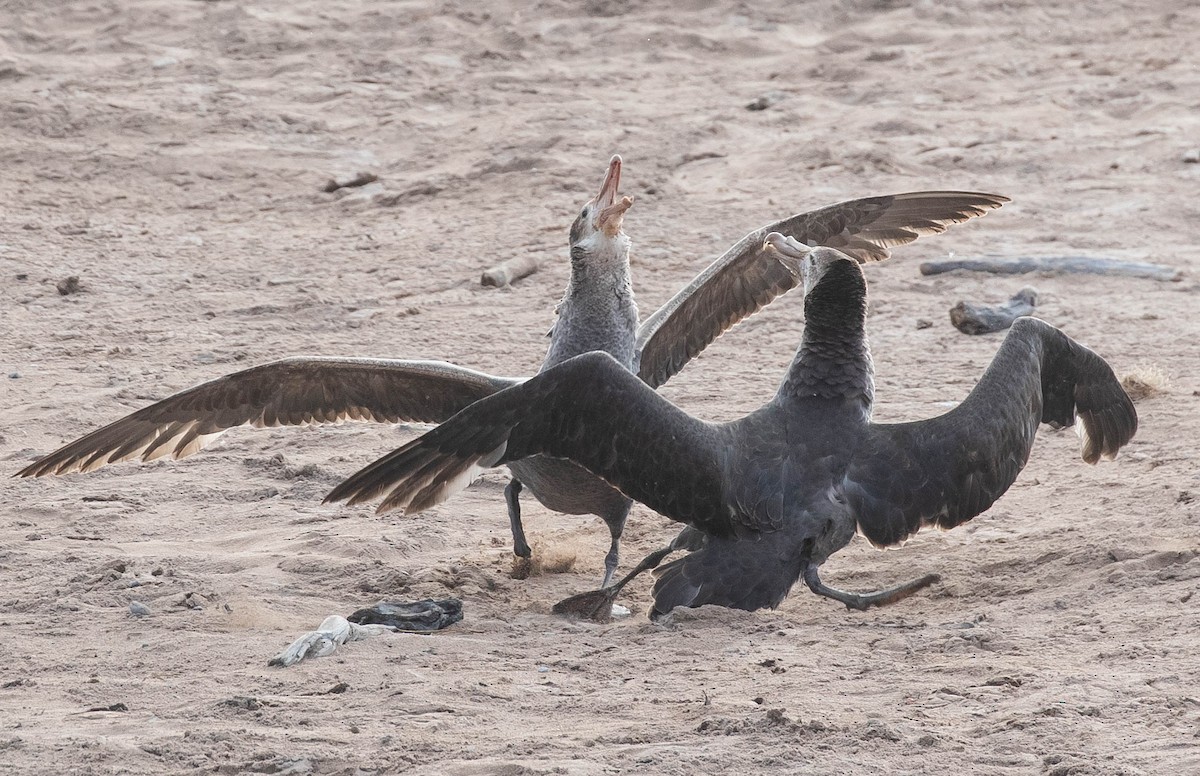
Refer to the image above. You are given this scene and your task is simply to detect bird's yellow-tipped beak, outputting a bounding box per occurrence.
[593,155,633,236]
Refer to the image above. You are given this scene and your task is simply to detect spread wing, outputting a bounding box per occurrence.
[17,358,520,477]
[635,191,1009,389]
[324,352,738,538]
[842,317,1137,547]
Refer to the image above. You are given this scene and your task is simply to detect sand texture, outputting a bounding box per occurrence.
[3,0,1200,773]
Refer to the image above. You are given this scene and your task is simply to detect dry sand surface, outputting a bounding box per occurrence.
[3,0,1200,773]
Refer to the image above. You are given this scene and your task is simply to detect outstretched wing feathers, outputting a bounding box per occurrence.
[635,243,802,390]
[17,358,520,477]
[844,318,1137,547]
[635,191,1008,389]
[325,352,736,537]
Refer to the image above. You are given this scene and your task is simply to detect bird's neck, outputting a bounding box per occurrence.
[778,263,874,416]
[545,238,638,369]
[566,235,633,295]
[563,240,636,320]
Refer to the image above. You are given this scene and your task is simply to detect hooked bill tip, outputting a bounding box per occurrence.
[764,232,809,258]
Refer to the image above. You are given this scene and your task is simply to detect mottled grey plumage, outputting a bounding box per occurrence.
[17,156,1006,589]
[324,239,1137,618]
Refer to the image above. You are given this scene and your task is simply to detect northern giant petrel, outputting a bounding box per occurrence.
[323,236,1137,617]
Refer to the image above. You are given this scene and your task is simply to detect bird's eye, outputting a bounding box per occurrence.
[581,208,589,219]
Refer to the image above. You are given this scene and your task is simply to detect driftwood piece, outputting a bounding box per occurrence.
[481,254,539,287]
[920,256,1182,282]
[950,287,1038,335]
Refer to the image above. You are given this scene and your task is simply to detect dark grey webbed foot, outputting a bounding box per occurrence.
[552,586,621,622]
[504,478,531,559]
[803,565,940,611]
[552,542,677,622]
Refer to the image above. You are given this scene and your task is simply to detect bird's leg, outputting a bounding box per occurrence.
[552,542,677,621]
[600,502,632,589]
[504,478,531,559]
[802,564,940,611]
[601,541,619,590]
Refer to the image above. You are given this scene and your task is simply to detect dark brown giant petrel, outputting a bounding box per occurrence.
[323,236,1137,618]
[17,157,1006,591]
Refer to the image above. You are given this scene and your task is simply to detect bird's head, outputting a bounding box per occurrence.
[765,233,862,297]
[569,155,634,261]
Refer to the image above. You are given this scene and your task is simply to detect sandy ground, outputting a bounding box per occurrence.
[3,0,1200,773]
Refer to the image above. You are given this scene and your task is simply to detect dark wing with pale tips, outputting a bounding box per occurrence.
[842,317,1137,547]
[635,191,1009,389]
[324,351,739,537]
[17,358,520,477]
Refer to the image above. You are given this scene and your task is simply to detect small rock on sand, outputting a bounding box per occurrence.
[321,171,378,193]
[56,276,81,295]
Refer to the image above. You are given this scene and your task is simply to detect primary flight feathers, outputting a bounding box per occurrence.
[17,359,520,477]
[634,190,1007,389]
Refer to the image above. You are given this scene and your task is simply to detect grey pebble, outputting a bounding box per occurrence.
[129,601,152,617]
[745,91,786,111]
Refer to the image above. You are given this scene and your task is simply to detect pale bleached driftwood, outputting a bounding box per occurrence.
[920,256,1182,282]
[481,254,539,287]
[950,287,1038,335]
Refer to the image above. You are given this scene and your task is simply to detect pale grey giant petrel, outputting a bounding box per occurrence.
[17,158,1006,592]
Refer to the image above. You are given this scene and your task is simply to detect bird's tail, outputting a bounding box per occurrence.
[650,535,804,617]
[324,426,509,514]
